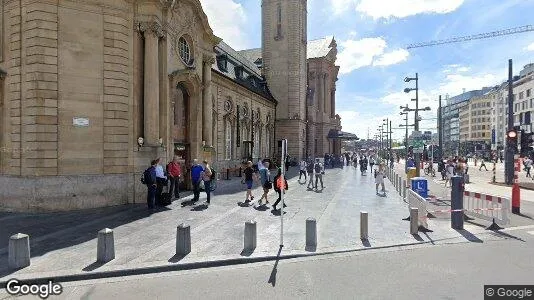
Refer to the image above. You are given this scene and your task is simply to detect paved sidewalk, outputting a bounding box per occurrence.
[0,166,509,282]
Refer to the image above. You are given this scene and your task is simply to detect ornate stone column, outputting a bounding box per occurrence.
[140,21,164,146]
[202,55,215,146]
[318,73,324,114]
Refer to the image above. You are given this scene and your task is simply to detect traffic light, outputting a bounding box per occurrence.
[506,130,518,152]
[520,131,534,156]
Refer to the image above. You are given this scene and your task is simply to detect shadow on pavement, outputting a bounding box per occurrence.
[455,229,483,243]
[191,204,208,211]
[254,205,270,212]
[268,246,283,287]
[361,239,371,248]
[412,234,424,242]
[168,254,188,263]
[82,261,108,272]
[0,204,155,277]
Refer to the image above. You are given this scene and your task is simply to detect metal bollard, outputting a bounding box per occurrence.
[8,233,30,269]
[451,176,464,230]
[306,218,317,248]
[244,220,257,251]
[176,223,191,255]
[410,208,418,234]
[402,179,407,199]
[97,228,115,263]
[360,211,368,240]
[398,176,402,196]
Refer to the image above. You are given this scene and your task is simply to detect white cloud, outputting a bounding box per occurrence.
[337,38,387,74]
[373,49,410,66]
[338,110,385,139]
[526,42,534,52]
[337,38,409,74]
[331,0,355,15]
[437,73,500,96]
[355,0,465,19]
[200,0,249,50]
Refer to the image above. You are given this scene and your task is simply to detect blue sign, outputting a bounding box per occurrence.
[411,177,428,199]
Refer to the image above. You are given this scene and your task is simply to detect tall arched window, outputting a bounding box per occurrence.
[276,2,282,38]
[265,128,271,158]
[253,127,260,158]
[225,120,232,160]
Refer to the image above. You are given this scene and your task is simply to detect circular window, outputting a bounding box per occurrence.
[224,99,232,112]
[178,36,193,66]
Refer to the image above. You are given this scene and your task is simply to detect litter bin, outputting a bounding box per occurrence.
[411,177,428,199]
[406,167,416,187]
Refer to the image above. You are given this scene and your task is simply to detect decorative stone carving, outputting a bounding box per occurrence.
[138,21,165,38]
[224,97,233,113]
[309,72,316,79]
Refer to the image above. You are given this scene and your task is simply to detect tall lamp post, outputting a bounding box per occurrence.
[400,102,430,177]
[383,119,388,160]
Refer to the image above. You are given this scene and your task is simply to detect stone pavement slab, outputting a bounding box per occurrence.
[0,166,506,282]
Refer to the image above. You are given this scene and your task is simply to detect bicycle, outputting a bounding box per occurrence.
[424,163,436,177]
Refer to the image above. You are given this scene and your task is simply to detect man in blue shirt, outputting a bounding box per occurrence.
[406,156,415,174]
[144,160,157,209]
[190,159,204,203]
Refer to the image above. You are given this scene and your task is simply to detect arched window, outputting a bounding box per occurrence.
[225,120,232,160]
[265,128,271,158]
[253,127,261,158]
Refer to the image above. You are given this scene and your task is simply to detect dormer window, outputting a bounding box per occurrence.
[216,54,228,72]
[235,66,244,79]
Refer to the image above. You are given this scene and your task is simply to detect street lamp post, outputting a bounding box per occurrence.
[404,73,426,176]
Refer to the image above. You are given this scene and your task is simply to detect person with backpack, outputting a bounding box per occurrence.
[201,160,213,205]
[190,159,204,203]
[306,158,315,189]
[273,168,288,211]
[313,158,324,190]
[142,160,157,209]
[154,158,167,205]
[257,161,271,205]
[167,156,182,200]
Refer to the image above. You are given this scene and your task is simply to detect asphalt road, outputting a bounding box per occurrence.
[3,228,533,300]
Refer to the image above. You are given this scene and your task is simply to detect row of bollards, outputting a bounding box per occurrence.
[7,213,374,270]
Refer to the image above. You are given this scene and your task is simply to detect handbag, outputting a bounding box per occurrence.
[264,180,273,189]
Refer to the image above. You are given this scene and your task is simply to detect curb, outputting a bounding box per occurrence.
[0,241,432,288]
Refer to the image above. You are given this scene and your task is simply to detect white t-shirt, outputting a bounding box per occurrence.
[525,159,533,167]
[300,161,307,171]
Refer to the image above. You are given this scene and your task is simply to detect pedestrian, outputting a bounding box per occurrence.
[479,158,488,171]
[285,154,290,172]
[273,168,288,211]
[445,160,455,187]
[369,156,375,171]
[353,155,358,168]
[375,163,386,195]
[299,158,307,182]
[524,157,532,178]
[190,159,204,203]
[201,160,213,205]
[258,161,271,205]
[242,161,255,203]
[306,158,315,189]
[143,160,158,209]
[154,158,167,205]
[313,158,324,190]
[166,156,182,200]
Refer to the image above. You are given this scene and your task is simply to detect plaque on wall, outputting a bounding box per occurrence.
[72,117,89,127]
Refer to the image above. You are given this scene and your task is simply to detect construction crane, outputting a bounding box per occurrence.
[406,25,534,49]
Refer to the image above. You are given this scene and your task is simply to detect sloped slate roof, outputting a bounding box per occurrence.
[238,48,262,66]
[212,41,275,103]
[216,41,262,76]
[307,36,334,59]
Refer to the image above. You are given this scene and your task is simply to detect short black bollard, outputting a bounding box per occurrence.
[451,176,464,230]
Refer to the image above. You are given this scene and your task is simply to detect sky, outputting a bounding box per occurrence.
[199,0,534,141]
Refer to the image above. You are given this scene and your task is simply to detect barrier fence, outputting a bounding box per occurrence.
[463,191,510,226]
[407,189,429,229]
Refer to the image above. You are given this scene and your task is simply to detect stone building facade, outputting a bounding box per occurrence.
[0,0,340,212]
[0,0,276,212]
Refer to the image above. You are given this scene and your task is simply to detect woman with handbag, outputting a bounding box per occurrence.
[257,161,271,205]
[375,163,386,195]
